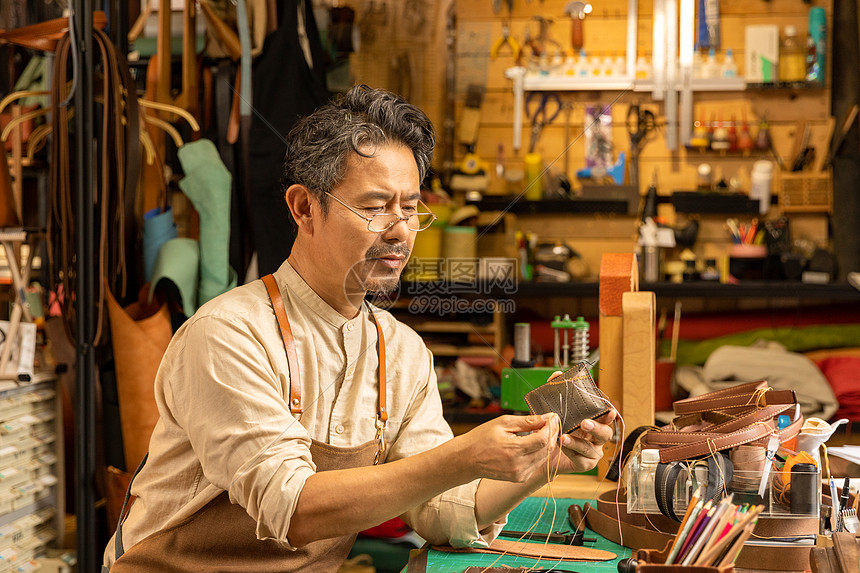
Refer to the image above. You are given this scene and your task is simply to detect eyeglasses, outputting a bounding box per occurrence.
[324,191,438,233]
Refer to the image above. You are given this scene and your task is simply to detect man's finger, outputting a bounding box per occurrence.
[505,413,556,432]
[562,434,602,459]
[578,416,615,444]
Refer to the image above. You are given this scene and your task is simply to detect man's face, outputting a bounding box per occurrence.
[318,144,420,298]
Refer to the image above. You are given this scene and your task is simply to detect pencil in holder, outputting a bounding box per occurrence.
[635,547,735,573]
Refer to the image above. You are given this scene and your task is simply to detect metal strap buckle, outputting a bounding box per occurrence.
[373,416,387,465]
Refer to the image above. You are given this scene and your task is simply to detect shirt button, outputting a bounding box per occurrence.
[346,367,355,377]
[335,424,345,434]
[346,323,354,332]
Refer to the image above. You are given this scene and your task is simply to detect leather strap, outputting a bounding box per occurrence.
[641,381,802,464]
[0,11,107,52]
[261,274,388,423]
[48,27,140,345]
[432,537,616,561]
[113,453,150,562]
[368,310,388,424]
[262,274,302,414]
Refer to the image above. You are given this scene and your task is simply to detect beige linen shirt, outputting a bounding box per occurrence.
[103,261,503,568]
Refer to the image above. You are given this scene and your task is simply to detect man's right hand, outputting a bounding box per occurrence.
[456,414,559,484]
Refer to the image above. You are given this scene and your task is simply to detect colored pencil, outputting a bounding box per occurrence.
[718,506,763,567]
[675,501,713,564]
[683,495,733,565]
[665,488,702,564]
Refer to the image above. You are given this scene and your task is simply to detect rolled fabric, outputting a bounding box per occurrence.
[148,237,200,318]
[177,139,237,306]
[142,206,178,282]
[106,287,172,472]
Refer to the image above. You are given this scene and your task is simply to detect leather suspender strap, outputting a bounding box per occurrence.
[112,452,149,563]
[261,274,389,461]
[262,274,302,414]
[368,310,388,424]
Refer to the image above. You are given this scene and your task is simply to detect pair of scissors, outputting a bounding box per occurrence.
[626,101,657,148]
[526,92,562,153]
[626,101,657,186]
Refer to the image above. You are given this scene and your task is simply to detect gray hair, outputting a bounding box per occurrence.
[281,85,435,225]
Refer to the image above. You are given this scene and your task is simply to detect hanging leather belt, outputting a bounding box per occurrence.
[49,27,140,345]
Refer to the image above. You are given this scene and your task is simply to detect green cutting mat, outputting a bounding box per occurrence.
[421,497,631,572]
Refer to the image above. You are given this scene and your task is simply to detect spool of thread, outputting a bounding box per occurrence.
[524,153,544,200]
[730,444,767,493]
[790,462,819,515]
[512,322,533,367]
[442,226,477,282]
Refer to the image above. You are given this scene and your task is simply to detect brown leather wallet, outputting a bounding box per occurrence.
[524,362,611,434]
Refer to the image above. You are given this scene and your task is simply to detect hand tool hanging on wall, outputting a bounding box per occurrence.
[526,91,562,153]
[563,1,592,52]
[626,101,657,187]
[490,23,521,61]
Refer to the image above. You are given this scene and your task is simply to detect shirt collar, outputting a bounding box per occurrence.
[274,260,365,329]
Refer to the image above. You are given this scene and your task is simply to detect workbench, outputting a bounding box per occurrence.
[403,474,631,572]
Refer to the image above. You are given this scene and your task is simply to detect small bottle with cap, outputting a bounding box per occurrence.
[638,448,661,512]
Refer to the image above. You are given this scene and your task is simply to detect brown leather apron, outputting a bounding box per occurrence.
[108,274,389,572]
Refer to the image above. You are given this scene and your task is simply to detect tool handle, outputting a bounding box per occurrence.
[568,503,586,533]
[571,19,583,51]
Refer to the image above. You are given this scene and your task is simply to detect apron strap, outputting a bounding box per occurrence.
[261,274,388,457]
[262,273,303,414]
[111,452,149,564]
[368,309,388,424]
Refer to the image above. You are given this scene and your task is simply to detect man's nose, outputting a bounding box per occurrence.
[381,217,410,241]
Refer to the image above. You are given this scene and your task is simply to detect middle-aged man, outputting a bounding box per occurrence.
[103,85,616,572]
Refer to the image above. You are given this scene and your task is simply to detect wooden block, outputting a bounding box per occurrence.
[622,291,656,435]
[598,314,624,409]
[599,253,638,316]
[598,253,638,416]
[832,532,859,573]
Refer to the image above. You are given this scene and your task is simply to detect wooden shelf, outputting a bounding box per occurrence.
[506,281,860,300]
[428,344,499,358]
[405,320,496,334]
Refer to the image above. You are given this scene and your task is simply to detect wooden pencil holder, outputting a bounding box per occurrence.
[635,547,735,573]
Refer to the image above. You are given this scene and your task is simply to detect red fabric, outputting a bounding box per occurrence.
[359,517,412,539]
[816,356,860,422]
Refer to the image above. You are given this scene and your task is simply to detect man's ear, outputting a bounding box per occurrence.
[285,184,316,234]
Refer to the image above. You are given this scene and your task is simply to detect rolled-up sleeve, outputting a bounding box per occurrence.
[386,347,507,547]
[166,315,313,547]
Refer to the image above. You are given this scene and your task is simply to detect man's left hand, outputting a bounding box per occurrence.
[553,409,617,474]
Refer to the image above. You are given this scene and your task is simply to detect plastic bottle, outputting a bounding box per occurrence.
[614,54,627,77]
[564,54,576,76]
[693,51,704,79]
[591,51,603,76]
[751,160,774,215]
[721,48,738,79]
[602,54,615,76]
[576,49,590,77]
[702,48,720,79]
[779,25,806,83]
[807,7,826,85]
[638,449,661,512]
[635,55,652,79]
